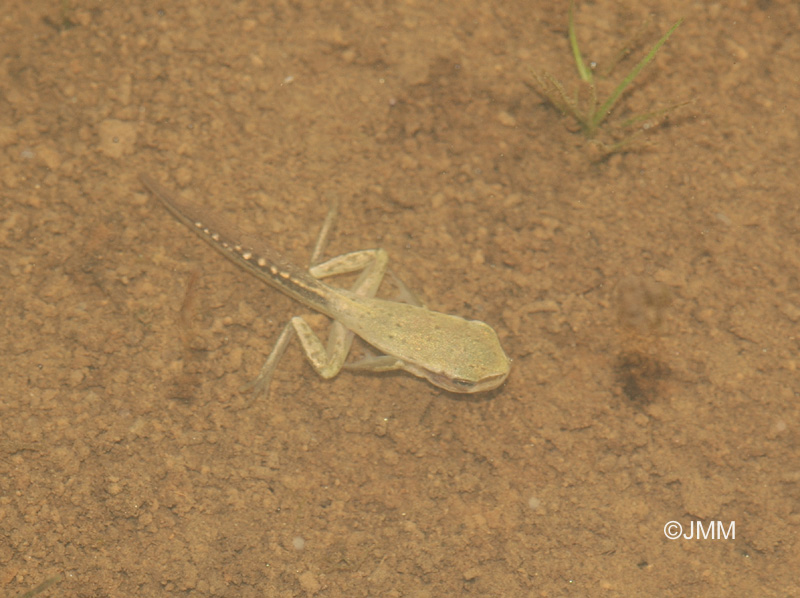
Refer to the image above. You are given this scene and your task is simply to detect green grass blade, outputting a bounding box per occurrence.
[599,18,652,78]
[569,1,593,84]
[591,18,683,130]
[619,99,691,129]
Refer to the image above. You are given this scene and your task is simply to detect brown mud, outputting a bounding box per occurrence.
[2,1,798,596]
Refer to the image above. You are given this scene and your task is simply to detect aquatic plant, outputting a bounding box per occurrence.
[531,1,684,149]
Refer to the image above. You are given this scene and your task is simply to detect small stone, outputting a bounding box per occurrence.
[297,570,320,594]
[97,119,137,158]
[0,126,18,147]
[497,111,517,127]
[463,567,480,581]
[37,144,62,170]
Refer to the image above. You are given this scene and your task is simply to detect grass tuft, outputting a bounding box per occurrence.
[530,1,685,151]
